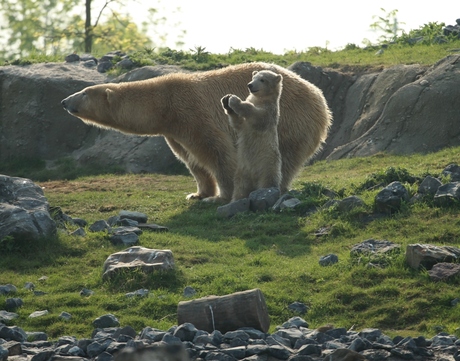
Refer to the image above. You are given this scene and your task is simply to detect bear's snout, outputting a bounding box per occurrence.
[61,97,78,113]
[248,83,256,93]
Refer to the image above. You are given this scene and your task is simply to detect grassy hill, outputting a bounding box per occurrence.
[1,146,460,340]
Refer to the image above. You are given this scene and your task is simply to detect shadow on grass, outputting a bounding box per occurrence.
[162,199,315,258]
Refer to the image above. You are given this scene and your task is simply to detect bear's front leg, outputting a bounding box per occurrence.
[221,94,236,115]
[228,96,257,118]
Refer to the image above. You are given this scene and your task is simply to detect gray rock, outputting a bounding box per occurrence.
[374,181,409,213]
[249,188,281,212]
[173,323,198,342]
[274,329,303,348]
[358,328,382,342]
[297,344,321,356]
[442,163,460,182]
[349,337,367,352]
[29,310,49,318]
[217,198,249,218]
[87,340,112,358]
[434,182,460,206]
[110,226,142,235]
[59,312,72,321]
[405,243,460,270]
[281,316,309,329]
[287,302,308,315]
[80,288,95,297]
[116,218,139,227]
[322,199,340,209]
[97,61,113,73]
[116,57,134,70]
[0,284,17,295]
[89,220,110,232]
[351,239,400,256]
[70,227,86,237]
[102,246,175,280]
[65,53,80,62]
[267,345,291,360]
[0,175,56,241]
[119,210,148,223]
[418,176,442,195]
[27,331,48,341]
[183,286,196,298]
[109,231,139,246]
[324,349,365,361]
[72,218,88,227]
[0,310,19,322]
[0,325,26,342]
[319,254,338,266]
[139,327,166,342]
[0,346,8,361]
[24,282,35,290]
[336,195,365,212]
[272,194,294,212]
[278,197,301,211]
[428,262,460,281]
[92,314,120,328]
[5,298,23,310]
[125,289,149,298]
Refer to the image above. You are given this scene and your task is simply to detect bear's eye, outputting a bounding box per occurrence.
[260,79,265,83]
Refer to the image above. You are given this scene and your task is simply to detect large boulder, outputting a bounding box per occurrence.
[405,243,460,270]
[0,175,55,241]
[0,63,180,174]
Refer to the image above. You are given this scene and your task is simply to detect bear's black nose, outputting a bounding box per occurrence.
[61,99,67,108]
[248,83,253,91]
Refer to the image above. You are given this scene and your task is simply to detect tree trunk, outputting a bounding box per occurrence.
[177,288,270,333]
[84,0,92,53]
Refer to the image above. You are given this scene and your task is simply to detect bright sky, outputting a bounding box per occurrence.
[122,0,456,54]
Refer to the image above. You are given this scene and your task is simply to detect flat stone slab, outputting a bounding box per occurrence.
[137,223,169,232]
[0,310,19,322]
[102,246,175,280]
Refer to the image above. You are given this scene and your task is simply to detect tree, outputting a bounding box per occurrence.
[0,0,78,58]
[0,0,183,59]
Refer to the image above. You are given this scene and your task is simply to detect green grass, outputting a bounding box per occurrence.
[3,39,460,74]
[1,147,460,340]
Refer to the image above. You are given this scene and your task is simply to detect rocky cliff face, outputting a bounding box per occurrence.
[1,56,459,175]
[291,55,460,160]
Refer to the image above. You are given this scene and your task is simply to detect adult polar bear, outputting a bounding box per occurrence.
[61,62,332,203]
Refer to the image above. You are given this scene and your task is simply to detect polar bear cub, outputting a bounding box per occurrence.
[221,70,283,201]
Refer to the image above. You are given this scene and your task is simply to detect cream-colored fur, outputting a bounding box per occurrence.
[61,62,332,203]
[222,70,283,201]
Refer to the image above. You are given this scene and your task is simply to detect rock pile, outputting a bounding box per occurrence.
[64,51,134,73]
[218,164,460,218]
[443,19,460,38]
[0,315,459,361]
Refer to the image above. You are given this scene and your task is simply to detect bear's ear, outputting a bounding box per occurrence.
[252,71,258,77]
[106,88,116,104]
[275,74,283,83]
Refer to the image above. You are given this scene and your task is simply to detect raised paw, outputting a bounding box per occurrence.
[221,94,235,114]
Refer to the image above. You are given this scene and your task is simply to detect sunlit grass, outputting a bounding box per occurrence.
[1,146,459,340]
